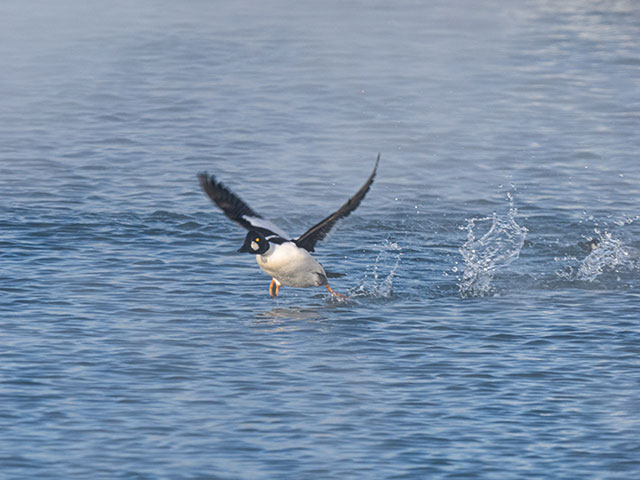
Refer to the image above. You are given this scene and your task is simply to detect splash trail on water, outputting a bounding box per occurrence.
[458,194,528,297]
[556,216,640,284]
[351,239,402,299]
[577,229,638,281]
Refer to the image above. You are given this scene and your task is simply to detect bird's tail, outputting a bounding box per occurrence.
[325,271,346,278]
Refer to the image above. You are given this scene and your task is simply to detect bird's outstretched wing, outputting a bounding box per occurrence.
[294,154,379,252]
[198,173,289,239]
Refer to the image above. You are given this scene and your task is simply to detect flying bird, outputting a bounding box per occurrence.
[198,154,379,298]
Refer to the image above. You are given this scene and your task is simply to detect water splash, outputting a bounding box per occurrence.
[458,194,528,297]
[576,228,639,282]
[555,215,640,284]
[351,239,402,298]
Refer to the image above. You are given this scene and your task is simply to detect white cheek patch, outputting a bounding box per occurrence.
[251,241,259,251]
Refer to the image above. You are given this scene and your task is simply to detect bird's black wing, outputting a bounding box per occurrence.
[294,154,379,252]
[198,173,289,239]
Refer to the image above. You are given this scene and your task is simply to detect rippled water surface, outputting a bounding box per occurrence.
[2,1,639,478]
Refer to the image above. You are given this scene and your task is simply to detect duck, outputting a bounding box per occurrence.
[198,154,379,298]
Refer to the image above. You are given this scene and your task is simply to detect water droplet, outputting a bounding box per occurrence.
[458,197,527,297]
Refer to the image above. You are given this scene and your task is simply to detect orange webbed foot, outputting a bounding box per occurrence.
[326,284,347,298]
[269,279,280,298]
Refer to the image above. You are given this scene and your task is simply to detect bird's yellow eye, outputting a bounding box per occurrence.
[255,238,260,242]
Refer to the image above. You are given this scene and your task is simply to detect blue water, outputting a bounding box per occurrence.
[1,1,639,478]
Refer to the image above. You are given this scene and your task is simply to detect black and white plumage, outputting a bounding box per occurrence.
[198,154,379,297]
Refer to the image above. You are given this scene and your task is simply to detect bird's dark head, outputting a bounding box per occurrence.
[238,230,269,254]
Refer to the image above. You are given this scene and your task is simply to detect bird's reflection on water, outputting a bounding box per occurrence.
[257,306,326,322]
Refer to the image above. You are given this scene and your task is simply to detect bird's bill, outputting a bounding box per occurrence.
[237,244,252,253]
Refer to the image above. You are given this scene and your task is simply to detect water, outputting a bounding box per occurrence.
[458,193,528,297]
[1,0,639,478]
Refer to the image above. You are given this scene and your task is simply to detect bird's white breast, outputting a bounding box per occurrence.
[256,242,326,288]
